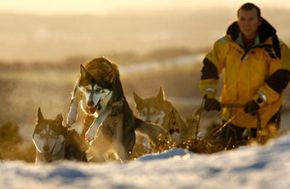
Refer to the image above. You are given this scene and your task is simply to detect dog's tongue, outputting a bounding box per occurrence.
[89,106,97,114]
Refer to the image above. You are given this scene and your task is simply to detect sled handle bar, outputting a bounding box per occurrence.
[194,102,262,142]
[194,103,244,118]
[206,111,262,143]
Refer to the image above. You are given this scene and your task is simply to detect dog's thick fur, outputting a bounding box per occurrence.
[32,108,88,164]
[67,57,169,162]
[134,88,195,146]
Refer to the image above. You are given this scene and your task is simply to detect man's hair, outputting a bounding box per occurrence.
[237,3,261,18]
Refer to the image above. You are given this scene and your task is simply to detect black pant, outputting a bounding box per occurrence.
[219,108,281,148]
[218,123,253,148]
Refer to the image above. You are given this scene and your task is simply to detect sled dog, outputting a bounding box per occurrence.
[66,57,169,162]
[134,88,195,146]
[32,108,88,164]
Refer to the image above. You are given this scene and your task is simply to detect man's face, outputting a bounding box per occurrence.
[237,8,261,39]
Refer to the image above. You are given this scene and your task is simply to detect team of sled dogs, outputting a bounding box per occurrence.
[32,57,196,163]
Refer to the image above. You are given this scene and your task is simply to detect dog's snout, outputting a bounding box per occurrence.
[87,100,94,107]
[43,145,50,152]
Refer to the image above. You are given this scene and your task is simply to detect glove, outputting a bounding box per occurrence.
[204,97,221,111]
[244,100,260,116]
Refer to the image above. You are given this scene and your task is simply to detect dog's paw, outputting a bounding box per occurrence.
[85,128,97,142]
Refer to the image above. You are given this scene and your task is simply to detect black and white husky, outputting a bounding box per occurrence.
[32,108,88,164]
[66,57,169,162]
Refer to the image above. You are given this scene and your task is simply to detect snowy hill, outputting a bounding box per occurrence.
[1,132,289,189]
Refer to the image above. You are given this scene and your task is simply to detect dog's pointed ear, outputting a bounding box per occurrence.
[56,114,63,126]
[133,92,143,106]
[80,64,95,82]
[157,87,165,102]
[105,63,119,83]
[80,64,87,78]
[37,107,44,123]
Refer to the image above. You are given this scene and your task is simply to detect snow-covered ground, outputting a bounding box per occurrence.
[1,54,289,188]
[1,131,290,189]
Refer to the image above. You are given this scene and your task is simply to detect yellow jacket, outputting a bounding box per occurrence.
[199,19,290,128]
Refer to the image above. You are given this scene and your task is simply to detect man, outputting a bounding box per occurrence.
[199,3,290,147]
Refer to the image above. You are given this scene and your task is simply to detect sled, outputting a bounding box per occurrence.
[180,100,279,153]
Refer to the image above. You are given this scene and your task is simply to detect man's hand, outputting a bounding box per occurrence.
[244,100,260,116]
[204,97,221,111]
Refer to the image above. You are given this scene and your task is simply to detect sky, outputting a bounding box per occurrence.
[0,0,290,15]
[0,132,290,189]
[0,0,289,62]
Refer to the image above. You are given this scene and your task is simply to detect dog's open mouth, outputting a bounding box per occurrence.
[89,102,102,114]
[42,143,57,162]
[43,152,52,162]
[89,106,97,114]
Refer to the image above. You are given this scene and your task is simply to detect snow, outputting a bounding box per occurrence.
[1,132,290,189]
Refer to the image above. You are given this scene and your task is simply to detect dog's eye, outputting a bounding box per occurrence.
[49,131,57,138]
[169,129,175,134]
[95,88,105,93]
[39,131,46,137]
[84,87,91,92]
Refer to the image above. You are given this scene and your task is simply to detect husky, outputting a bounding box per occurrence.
[66,57,169,162]
[134,88,195,146]
[32,108,88,164]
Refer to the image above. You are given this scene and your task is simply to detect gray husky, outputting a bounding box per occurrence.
[66,57,170,162]
[32,108,88,164]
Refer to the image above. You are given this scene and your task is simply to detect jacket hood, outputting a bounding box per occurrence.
[226,18,277,43]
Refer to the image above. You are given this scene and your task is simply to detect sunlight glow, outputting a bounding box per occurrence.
[0,0,289,15]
